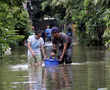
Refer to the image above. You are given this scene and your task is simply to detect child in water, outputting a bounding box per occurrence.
[44,49,59,67]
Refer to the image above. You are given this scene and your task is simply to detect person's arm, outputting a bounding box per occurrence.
[27,41,35,57]
[60,43,67,61]
[41,45,46,59]
[40,38,46,59]
[60,34,69,61]
[52,37,57,50]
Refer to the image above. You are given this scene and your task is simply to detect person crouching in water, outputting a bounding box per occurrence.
[44,49,59,67]
[27,30,46,66]
[51,27,73,64]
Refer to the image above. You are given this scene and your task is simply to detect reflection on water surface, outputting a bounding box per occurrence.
[0,46,110,90]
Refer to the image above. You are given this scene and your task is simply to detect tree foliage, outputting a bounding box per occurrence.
[40,0,110,46]
[0,0,30,56]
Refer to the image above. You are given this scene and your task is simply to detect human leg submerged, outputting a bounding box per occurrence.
[28,53,42,66]
[57,45,73,64]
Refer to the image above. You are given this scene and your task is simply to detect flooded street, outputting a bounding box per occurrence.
[0,45,110,90]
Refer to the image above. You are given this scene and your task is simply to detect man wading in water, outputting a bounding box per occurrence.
[51,27,73,64]
[27,30,46,66]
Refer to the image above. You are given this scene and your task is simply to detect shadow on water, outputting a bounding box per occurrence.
[0,45,110,90]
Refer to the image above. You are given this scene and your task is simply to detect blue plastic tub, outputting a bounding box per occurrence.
[44,59,59,67]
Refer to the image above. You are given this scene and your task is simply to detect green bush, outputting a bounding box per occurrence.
[0,1,30,56]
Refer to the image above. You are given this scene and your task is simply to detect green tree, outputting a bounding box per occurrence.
[0,0,30,56]
[27,0,110,46]
[41,0,110,46]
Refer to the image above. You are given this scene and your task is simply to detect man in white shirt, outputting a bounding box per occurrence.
[27,30,46,66]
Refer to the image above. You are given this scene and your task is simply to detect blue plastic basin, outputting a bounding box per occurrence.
[44,59,59,67]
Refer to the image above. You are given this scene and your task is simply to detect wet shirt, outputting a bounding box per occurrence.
[27,35,44,56]
[52,33,72,49]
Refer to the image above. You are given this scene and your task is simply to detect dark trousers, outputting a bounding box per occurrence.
[58,46,72,64]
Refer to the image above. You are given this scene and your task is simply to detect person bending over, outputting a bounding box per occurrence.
[51,27,72,64]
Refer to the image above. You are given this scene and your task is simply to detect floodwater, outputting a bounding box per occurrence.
[0,45,110,90]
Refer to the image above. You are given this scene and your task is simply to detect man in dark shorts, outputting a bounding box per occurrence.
[51,27,72,64]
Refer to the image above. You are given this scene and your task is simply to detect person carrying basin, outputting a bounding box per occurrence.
[27,30,46,66]
[51,27,73,64]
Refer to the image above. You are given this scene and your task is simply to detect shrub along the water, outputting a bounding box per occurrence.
[0,0,31,56]
[32,0,110,46]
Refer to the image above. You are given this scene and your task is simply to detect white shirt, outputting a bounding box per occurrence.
[27,35,44,56]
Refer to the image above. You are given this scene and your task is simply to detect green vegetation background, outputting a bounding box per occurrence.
[0,0,110,56]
